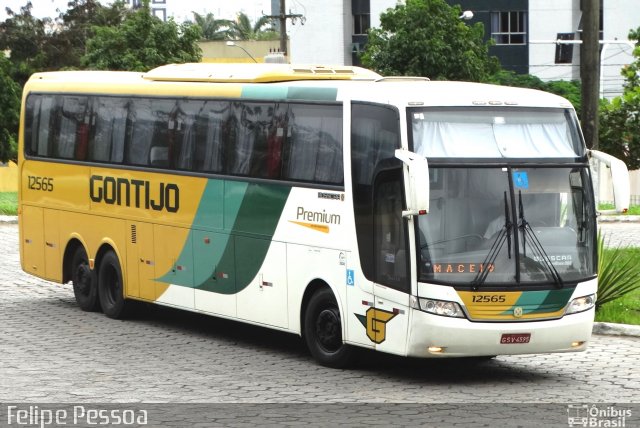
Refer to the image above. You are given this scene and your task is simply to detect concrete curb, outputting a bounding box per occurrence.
[598,215,640,223]
[0,215,17,224]
[593,322,640,337]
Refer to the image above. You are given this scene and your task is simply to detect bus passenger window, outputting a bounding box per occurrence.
[265,103,289,179]
[284,104,343,185]
[23,96,48,157]
[90,97,128,164]
[225,102,257,176]
[55,96,89,160]
[126,99,173,167]
[193,101,230,173]
[171,100,206,171]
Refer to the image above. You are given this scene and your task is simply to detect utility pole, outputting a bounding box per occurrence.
[581,0,600,149]
[265,0,305,59]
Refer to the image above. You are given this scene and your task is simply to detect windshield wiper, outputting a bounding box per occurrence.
[471,192,512,291]
[518,191,564,288]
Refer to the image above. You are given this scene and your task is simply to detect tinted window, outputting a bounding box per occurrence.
[126,98,174,167]
[351,103,401,283]
[24,94,344,186]
[90,97,128,163]
[285,104,343,184]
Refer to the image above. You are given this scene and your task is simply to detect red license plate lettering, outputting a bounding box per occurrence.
[500,333,531,344]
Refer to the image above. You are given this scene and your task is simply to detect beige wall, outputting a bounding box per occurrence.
[199,40,289,63]
[0,161,18,192]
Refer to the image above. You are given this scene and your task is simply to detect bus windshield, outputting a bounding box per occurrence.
[417,166,596,286]
[410,107,584,159]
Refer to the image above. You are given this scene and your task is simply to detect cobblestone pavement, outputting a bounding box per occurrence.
[598,220,640,248]
[0,224,638,426]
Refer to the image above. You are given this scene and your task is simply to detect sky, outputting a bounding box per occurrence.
[1,0,273,23]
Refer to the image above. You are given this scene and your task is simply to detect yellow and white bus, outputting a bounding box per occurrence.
[18,63,629,367]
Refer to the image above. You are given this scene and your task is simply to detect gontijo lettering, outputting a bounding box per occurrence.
[90,175,180,213]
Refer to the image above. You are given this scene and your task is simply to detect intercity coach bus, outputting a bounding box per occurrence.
[18,63,630,367]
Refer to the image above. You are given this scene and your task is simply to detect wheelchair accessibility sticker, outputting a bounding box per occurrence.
[346,269,355,286]
[513,171,529,189]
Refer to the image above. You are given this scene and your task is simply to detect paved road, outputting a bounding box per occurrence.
[0,223,638,426]
[598,220,640,248]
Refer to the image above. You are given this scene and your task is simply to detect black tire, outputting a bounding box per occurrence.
[71,246,100,312]
[97,250,130,319]
[304,288,355,368]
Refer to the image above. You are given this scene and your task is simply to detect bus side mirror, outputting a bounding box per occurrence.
[395,149,429,217]
[589,149,630,214]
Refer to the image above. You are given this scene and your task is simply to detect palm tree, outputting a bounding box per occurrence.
[228,12,278,41]
[191,12,232,41]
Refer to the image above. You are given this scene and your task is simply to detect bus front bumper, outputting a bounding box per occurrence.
[406,308,594,358]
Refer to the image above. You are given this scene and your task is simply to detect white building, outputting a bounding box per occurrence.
[289,0,396,66]
[288,0,639,98]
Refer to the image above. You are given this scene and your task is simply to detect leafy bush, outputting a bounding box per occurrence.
[597,233,640,308]
[489,70,581,113]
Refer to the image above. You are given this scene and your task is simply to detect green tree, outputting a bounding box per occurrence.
[599,26,640,170]
[490,70,582,113]
[0,55,21,163]
[0,2,51,85]
[0,1,129,83]
[49,0,127,70]
[191,12,232,41]
[228,12,277,41]
[82,0,202,71]
[361,0,498,81]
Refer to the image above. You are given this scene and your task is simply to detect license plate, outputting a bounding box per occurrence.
[500,333,531,344]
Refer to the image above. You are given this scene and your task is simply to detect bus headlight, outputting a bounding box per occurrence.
[412,297,465,318]
[565,294,596,315]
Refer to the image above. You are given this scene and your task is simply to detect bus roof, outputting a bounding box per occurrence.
[143,63,382,82]
[25,63,574,110]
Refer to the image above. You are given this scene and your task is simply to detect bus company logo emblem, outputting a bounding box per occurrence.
[355,308,398,344]
[513,307,523,318]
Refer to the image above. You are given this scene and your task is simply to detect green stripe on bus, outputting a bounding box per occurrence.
[286,87,338,101]
[157,179,291,295]
[241,86,338,101]
[500,288,574,315]
[241,86,288,100]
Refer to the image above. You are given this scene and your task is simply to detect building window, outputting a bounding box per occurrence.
[352,0,370,36]
[555,33,575,64]
[353,14,370,35]
[152,8,166,21]
[491,11,527,45]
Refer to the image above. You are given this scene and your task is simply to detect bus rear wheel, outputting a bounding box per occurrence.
[71,246,100,312]
[97,250,131,319]
[304,288,355,368]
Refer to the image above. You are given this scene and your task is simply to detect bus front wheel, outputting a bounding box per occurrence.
[304,288,354,368]
[97,250,130,319]
[71,246,100,312]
